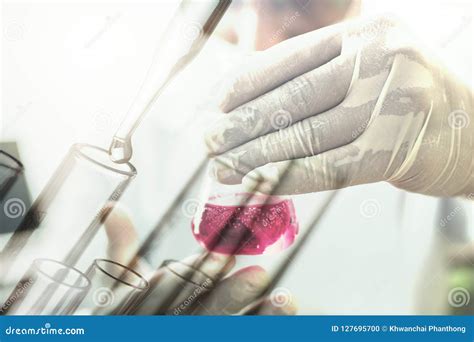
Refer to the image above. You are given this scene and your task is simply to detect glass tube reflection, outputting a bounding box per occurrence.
[1,258,90,315]
[133,259,214,315]
[74,259,148,315]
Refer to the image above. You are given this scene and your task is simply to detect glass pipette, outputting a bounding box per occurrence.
[109,0,232,163]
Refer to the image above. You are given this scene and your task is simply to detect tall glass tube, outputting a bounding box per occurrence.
[74,259,148,315]
[1,258,90,315]
[0,144,136,287]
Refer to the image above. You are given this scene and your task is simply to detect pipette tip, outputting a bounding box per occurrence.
[109,137,133,164]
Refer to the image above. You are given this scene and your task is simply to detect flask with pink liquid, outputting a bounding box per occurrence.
[191,179,299,255]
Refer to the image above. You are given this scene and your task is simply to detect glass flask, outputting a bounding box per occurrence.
[0,144,136,286]
[1,258,90,315]
[191,176,299,255]
[124,159,335,316]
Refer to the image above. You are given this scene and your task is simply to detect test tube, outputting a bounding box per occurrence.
[133,259,214,315]
[0,144,136,285]
[0,258,90,315]
[74,259,148,315]
[0,150,23,200]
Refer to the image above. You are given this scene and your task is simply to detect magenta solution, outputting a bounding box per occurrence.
[192,193,299,255]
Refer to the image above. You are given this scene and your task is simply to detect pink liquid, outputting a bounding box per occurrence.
[191,193,298,255]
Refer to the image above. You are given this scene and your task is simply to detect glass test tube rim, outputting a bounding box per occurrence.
[91,258,149,290]
[162,259,214,287]
[0,150,24,172]
[71,144,137,177]
[33,258,91,290]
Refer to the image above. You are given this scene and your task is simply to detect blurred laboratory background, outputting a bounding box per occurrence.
[1,0,473,315]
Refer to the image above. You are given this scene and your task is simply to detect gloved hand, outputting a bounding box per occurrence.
[180,253,297,315]
[205,14,474,197]
[104,210,297,315]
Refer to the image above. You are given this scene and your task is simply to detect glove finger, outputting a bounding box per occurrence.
[180,252,236,280]
[103,206,139,265]
[206,52,356,155]
[194,266,270,315]
[211,22,345,113]
[210,95,375,184]
[209,49,396,185]
[241,142,385,195]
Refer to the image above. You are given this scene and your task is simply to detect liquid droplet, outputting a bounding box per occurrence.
[109,137,133,164]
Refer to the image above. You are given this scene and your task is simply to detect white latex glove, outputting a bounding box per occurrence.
[205,15,473,197]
